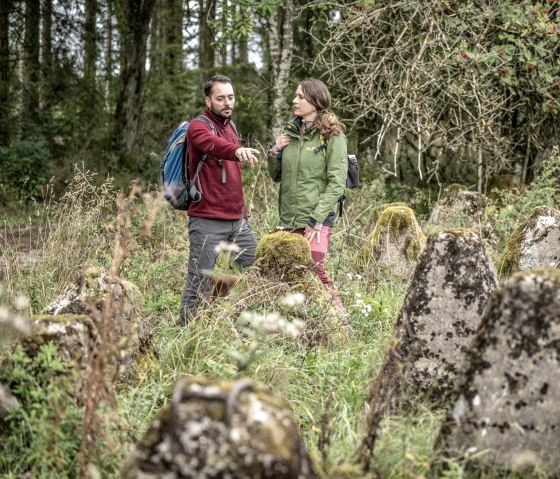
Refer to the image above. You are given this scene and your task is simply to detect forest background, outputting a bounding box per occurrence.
[1,1,560,478]
[1,0,559,204]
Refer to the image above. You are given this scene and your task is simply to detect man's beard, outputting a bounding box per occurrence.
[210,103,233,119]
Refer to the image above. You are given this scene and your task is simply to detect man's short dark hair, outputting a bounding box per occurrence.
[204,75,233,97]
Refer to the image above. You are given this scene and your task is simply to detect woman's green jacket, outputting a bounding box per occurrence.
[267,120,348,229]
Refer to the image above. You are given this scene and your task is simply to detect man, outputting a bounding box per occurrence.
[180,75,260,326]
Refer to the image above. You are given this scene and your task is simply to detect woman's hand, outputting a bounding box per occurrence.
[235,147,260,166]
[304,224,321,244]
[275,133,291,150]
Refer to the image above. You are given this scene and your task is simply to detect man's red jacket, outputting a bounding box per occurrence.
[186,109,245,220]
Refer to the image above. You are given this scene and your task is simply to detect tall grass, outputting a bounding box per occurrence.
[1,161,558,478]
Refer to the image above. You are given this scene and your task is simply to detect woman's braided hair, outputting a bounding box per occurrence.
[299,79,345,140]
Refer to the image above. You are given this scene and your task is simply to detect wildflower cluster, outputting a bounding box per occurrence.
[214,241,241,254]
[352,293,373,317]
[280,292,305,307]
[239,311,304,338]
[346,272,364,281]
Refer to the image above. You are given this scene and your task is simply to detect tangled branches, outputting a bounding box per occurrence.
[314,0,560,186]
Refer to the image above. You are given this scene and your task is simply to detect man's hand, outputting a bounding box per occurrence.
[304,224,321,244]
[235,147,260,166]
[275,133,291,150]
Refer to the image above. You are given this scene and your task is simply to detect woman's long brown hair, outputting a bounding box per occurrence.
[299,79,346,140]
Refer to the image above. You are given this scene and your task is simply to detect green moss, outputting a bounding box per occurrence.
[497,206,560,279]
[364,202,407,237]
[31,313,95,325]
[444,183,467,193]
[511,268,560,280]
[357,206,426,269]
[255,231,314,284]
[372,207,416,241]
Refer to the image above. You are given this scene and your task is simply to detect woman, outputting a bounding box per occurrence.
[268,79,348,318]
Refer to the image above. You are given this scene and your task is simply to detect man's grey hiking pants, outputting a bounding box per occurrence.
[180,216,257,326]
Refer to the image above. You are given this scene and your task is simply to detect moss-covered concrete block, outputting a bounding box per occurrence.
[43,266,141,323]
[24,314,97,369]
[428,187,494,237]
[0,314,98,399]
[362,230,497,458]
[357,205,426,279]
[363,202,407,238]
[122,376,318,479]
[42,266,147,372]
[437,270,560,475]
[255,231,314,284]
[498,206,560,279]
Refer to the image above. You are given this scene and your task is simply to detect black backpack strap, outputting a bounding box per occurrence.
[338,194,346,218]
[229,120,244,144]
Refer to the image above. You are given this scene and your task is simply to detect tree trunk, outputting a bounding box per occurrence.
[22,0,41,131]
[149,0,161,76]
[41,0,52,73]
[84,0,98,86]
[269,5,293,138]
[237,38,248,64]
[114,0,157,156]
[0,0,12,145]
[163,0,183,75]
[235,3,248,64]
[105,0,113,110]
[198,0,215,69]
[219,0,227,65]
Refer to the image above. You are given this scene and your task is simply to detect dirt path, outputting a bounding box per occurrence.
[0,224,50,275]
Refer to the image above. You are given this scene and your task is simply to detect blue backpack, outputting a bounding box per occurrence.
[161,115,240,210]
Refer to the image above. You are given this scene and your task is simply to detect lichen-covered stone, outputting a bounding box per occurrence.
[428,187,494,237]
[43,266,141,322]
[42,266,147,364]
[498,206,560,279]
[0,314,98,398]
[437,270,560,474]
[255,231,314,284]
[24,314,97,370]
[121,376,317,479]
[357,205,426,279]
[361,230,497,461]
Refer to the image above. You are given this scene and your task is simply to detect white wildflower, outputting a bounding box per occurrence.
[283,320,304,338]
[355,273,363,280]
[214,241,241,254]
[355,292,362,298]
[346,273,353,280]
[242,311,283,332]
[12,295,29,311]
[281,292,305,307]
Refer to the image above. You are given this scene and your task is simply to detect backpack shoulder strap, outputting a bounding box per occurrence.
[229,120,241,142]
[194,114,218,137]
[313,133,328,157]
